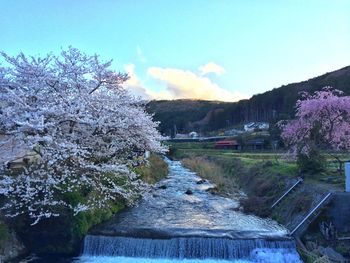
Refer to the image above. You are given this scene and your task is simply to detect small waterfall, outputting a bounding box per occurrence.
[82,235,302,262]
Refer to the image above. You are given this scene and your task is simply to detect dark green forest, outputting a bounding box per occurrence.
[147,66,350,136]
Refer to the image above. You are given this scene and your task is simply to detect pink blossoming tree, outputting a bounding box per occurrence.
[0,47,167,224]
[279,87,350,174]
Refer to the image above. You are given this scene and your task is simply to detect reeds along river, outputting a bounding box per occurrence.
[72,158,302,263]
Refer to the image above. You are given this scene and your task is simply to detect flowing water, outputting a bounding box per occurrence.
[73,158,302,263]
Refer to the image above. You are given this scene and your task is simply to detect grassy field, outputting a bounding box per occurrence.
[168,141,348,188]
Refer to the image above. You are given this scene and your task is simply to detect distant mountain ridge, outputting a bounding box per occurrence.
[147,66,350,136]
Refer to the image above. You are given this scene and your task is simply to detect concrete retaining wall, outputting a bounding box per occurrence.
[329,193,350,233]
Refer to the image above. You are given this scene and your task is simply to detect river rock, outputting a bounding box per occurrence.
[196,179,206,184]
[230,206,241,212]
[158,185,167,190]
[206,186,218,193]
[185,189,193,195]
[318,246,346,262]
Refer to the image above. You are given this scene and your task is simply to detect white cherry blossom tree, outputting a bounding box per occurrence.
[0,47,166,224]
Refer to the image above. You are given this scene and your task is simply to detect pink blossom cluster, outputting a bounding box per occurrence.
[279,87,350,156]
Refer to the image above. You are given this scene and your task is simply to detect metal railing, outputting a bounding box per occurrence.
[290,192,333,236]
[271,178,303,209]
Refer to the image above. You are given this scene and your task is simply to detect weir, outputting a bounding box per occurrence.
[90,227,292,240]
[82,235,301,261]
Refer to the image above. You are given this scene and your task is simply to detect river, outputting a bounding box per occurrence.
[22,158,302,262]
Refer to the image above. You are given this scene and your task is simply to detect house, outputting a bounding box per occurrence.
[245,139,265,150]
[244,122,270,132]
[214,140,240,150]
[0,135,39,169]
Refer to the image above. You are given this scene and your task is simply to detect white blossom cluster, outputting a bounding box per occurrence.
[0,47,167,225]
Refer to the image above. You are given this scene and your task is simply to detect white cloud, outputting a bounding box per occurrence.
[122,64,248,102]
[147,67,248,102]
[198,62,226,76]
[136,45,147,63]
[123,64,150,99]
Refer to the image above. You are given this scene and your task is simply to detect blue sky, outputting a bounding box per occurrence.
[1,0,350,101]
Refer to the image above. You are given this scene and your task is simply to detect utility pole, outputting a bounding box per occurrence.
[174,124,177,138]
[346,162,350,192]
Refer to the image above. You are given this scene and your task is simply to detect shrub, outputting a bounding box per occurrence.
[297,149,326,176]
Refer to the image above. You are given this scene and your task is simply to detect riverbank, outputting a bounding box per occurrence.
[0,154,168,262]
[168,142,349,261]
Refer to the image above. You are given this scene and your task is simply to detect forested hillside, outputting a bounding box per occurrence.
[147,66,350,135]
